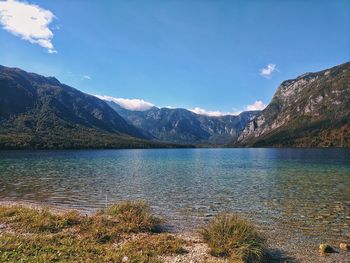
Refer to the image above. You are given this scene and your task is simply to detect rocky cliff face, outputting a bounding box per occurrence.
[238,62,350,147]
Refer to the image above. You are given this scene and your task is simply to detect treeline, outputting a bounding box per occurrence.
[0,130,192,150]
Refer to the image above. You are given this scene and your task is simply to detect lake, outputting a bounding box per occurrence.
[0,148,349,244]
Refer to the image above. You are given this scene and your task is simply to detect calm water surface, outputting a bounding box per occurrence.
[0,148,349,240]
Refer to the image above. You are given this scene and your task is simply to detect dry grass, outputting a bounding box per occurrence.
[104,200,163,233]
[0,201,186,262]
[0,206,81,233]
[202,214,265,263]
[116,234,187,262]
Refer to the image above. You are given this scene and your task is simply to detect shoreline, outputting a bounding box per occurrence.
[1,200,349,262]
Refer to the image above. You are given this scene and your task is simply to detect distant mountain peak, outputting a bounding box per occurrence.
[106,100,260,145]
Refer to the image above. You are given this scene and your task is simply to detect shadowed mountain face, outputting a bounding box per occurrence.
[238,62,350,147]
[0,65,153,149]
[106,101,259,144]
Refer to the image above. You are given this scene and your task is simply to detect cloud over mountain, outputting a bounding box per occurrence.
[95,95,154,111]
[97,94,265,116]
[189,107,240,117]
[245,100,266,111]
[189,101,265,117]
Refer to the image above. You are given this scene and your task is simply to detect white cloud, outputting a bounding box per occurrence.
[189,100,266,117]
[0,0,56,53]
[189,107,240,117]
[245,100,266,111]
[82,75,91,80]
[260,64,276,78]
[95,95,155,111]
[95,94,266,115]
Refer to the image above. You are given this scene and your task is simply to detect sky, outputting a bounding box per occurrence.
[0,0,349,115]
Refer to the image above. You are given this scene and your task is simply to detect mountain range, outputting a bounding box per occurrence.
[105,101,259,145]
[0,62,349,149]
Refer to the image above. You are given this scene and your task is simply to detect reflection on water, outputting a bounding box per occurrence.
[0,148,349,241]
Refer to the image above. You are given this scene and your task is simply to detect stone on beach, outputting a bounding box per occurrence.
[319,244,334,254]
[339,243,349,251]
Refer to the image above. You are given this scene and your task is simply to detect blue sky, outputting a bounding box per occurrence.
[1,0,349,115]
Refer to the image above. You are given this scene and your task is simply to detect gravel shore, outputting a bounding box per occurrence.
[1,201,349,262]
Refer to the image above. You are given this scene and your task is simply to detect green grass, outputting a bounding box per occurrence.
[0,201,187,262]
[202,214,265,263]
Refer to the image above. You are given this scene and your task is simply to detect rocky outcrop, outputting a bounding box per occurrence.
[238,62,350,147]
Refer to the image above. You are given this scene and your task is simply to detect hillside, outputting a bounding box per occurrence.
[237,62,350,147]
[0,65,165,149]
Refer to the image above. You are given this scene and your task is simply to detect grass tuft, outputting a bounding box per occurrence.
[202,214,265,263]
[104,200,163,233]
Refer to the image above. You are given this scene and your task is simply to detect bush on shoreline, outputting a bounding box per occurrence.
[104,200,163,233]
[202,213,265,263]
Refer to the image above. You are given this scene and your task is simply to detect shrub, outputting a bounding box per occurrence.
[202,214,265,263]
[104,200,163,233]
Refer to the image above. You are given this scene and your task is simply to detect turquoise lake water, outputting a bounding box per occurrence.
[0,148,349,240]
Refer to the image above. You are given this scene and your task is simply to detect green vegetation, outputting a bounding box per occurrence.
[0,128,190,150]
[247,116,350,148]
[0,202,187,262]
[202,214,265,263]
